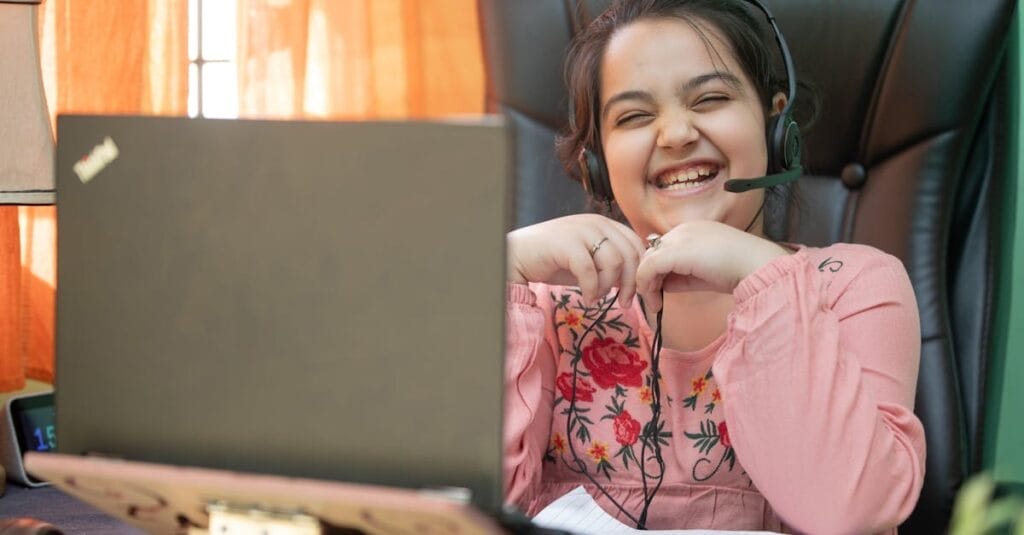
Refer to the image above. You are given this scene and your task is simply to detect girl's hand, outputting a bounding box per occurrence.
[635,220,791,315]
[507,214,646,306]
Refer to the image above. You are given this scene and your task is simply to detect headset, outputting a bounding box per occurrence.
[577,0,804,201]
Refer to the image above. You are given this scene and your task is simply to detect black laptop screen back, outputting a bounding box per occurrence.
[55,116,510,510]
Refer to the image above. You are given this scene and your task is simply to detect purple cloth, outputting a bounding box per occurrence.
[0,484,141,534]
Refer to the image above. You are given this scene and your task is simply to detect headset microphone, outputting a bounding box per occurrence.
[724,165,803,192]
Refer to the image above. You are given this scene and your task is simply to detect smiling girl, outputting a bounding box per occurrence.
[503,1,926,533]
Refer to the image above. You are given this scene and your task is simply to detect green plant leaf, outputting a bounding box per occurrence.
[949,472,995,535]
[982,496,1024,532]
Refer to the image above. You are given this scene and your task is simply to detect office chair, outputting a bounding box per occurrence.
[478,1,1016,532]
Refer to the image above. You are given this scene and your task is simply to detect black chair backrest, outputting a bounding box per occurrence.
[478,1,1017,532]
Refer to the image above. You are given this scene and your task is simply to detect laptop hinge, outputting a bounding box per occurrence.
[190,502,322,535]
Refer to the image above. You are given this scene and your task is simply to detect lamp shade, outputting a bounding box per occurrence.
[0,0,54,204]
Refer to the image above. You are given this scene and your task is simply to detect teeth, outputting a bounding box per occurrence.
[655,165,718,188]
[663,180,707,191]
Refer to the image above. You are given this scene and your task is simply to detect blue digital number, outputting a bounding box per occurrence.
[32,426,50,451]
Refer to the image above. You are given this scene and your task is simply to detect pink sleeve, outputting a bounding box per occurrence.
[712,249,926,535]
[503,283,556,513]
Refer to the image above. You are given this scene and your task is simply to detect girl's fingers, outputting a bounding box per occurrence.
[598,230,640,307]
[592,244,623,305]
[566,239,602,304]
[608,219,648,259]
[598,230,634,305]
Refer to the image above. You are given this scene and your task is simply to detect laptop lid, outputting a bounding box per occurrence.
[54,115,510,511]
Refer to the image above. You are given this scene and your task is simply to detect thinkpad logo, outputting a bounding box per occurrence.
[73,136,119,184]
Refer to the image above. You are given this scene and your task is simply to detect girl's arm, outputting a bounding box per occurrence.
[503,283,557,514]
[713,247,925,535]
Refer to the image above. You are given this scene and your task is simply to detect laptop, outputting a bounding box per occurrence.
[26,115,515,534]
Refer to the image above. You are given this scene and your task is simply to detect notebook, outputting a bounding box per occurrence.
[26,114,514,534]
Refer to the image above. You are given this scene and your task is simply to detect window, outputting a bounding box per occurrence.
[188,0,238,118]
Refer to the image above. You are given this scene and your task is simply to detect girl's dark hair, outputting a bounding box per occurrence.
[556,0,819,239]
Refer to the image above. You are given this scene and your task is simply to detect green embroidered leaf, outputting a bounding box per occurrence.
[578,416,594,425]
[683,395,698,410]
[597,460,616,480]
[615,385,627,397]
[704,402,716,414]
[607,317,629,333]
[600,414,615,421]
[623,332,640,348]
[705,368,714,380]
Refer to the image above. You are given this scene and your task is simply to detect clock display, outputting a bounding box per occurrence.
[11,393,55,484]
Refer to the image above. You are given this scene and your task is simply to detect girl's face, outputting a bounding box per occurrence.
[599,17,770,239]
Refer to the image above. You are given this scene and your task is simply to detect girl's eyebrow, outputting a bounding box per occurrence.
[601,71,742,121]
[601,90,655,121]
[679,71,741,96]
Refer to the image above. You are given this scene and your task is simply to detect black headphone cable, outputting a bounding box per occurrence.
[561,289,666,529]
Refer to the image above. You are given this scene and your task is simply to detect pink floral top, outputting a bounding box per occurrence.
[504,243,926,534]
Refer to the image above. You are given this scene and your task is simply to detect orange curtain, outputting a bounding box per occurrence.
[0,0,188,392]
[237,0,485,119]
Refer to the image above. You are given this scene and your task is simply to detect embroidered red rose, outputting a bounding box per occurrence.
[718,421,731,448]
[556,372,596,402]
[581,337,648,389]
[613,410,641,446]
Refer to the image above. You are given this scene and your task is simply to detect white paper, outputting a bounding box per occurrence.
[531,486,780,535]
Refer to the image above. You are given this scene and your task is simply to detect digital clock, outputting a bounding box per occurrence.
[1,392,54,487]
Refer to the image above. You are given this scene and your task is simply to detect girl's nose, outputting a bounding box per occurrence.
[656,113,699,150]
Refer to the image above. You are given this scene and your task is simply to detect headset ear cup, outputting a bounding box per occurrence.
[766,113,802,173]
[579,148,613,203]
[782,116,803,171]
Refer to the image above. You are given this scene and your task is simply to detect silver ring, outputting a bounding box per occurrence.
[646,233,662,250]
[589,237,609,257]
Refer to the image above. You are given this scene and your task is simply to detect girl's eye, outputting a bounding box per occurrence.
[615,113,648,126]
[695,95,729,107]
